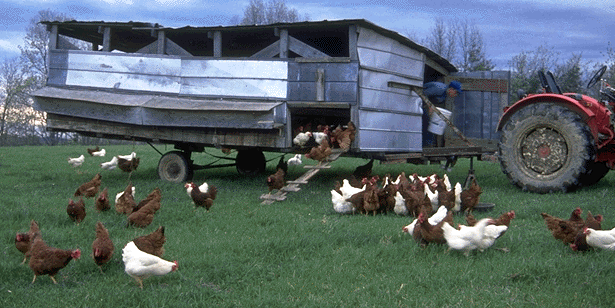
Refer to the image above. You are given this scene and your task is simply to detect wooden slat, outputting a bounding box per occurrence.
[260,151,343,204]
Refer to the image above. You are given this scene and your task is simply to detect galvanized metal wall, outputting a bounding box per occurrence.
[356,26,425,152]
[448,71,511,141]
[47,50,289,99]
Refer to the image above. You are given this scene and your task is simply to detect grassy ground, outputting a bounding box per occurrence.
[2,144,615,307]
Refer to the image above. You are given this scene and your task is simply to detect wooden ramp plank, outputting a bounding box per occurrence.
[259,150,343,204]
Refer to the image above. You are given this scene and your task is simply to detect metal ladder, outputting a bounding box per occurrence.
[259,150,344,205]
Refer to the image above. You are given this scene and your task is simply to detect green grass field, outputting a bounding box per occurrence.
[2,144,615,307]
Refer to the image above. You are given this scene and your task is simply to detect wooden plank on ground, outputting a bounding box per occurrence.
[259,150,343,204]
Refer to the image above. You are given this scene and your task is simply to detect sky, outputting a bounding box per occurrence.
[0,0,613,70]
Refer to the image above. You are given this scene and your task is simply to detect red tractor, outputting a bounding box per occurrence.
[497,66,615,193]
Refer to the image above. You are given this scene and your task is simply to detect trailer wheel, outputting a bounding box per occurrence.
[498,102,595,193]
[158,151,193,183]
[236,149,266,175]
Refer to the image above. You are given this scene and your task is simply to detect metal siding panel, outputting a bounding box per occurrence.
[360,88,422,114]
[65,70,182,93]
[286,62,358,102]
[287,82,357,102]
[358,130,422,152]
[359,70,422,94]
[180,77,287,98]
[287,62,358,82]
[62,52,182,76]
[181,59,287,79]
[357,27,423,60]
[357,109,422,151]
[358,48,424,80]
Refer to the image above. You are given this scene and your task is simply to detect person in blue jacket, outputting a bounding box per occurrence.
[422,80,462,147]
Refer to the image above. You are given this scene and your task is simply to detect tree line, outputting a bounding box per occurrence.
[1,3,614,146]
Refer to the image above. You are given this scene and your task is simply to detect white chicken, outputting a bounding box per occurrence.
[442,218,495,256]
[115,186,136,204]
[92,148,106,157]
[442,174,452,191]
[402,205,448,236]
[331,189,354,214]
[312,132,328,145]
[100,156,118,170]
[293,132,312,147]
[68,155,85,168]
[287,154,302,166]
[476,224,509,251]
[118,152,137,160]
[339,179,365,199]
[424,183,439,211]
[453,182,463,212]
[584,227,615,250]
[122,241,178,289]
[393,192,408,216]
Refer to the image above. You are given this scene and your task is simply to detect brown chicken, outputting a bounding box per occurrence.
[466,211,516,227]
[187,182,218,210]
[127,201,157,228]
[29,236,81,284]
[134,187,162,214]
[362,185,381,216]
[67,197,86,224]
[95,187,110,211]
[305,139,332,162]
[332,121,356,151]
[132,226,166,257]
[92,222,114,273]
[413,211,453,246]
[346,189,366,213]
[118,156,140,173]
[15,220,41,264]
[570,211,603,252]
[266,156,288,193]
[541,207,585,244]
[87,146,100,156]
[460,178,482,213]
[435,178,456,210]
[115,183,137,215]
[74,173,102,198]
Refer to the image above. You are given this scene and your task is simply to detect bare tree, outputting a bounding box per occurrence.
[425,18,458,63]
[457,20,494,72]
[0,57,37,145]
[20,9,72,85]
[239,0,308,25]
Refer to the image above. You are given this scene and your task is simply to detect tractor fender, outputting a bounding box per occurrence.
[497,94,598,133]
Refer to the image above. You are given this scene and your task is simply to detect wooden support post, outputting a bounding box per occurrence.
[157,30,166,54]
[208,31,222,57]
[316,68,325,101]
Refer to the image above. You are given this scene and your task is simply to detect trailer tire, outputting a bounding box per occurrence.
[236,149,266,175]
[498,102,595,193]
[158,151,193,183]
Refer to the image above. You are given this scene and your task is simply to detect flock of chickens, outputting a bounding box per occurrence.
[15,138,615,288]
[15,147,218,288]
[541,207,615,251]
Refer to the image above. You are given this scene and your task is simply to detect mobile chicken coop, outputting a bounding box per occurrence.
[33,19,510,182]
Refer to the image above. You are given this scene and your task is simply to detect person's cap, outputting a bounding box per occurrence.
[448,80,463,93]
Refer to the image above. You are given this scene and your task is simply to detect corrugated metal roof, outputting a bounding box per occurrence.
[41,19,457,72]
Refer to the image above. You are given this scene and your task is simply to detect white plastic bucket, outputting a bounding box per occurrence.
[427,107,452,135]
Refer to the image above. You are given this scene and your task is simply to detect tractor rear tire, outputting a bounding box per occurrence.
[498,103,595,193]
